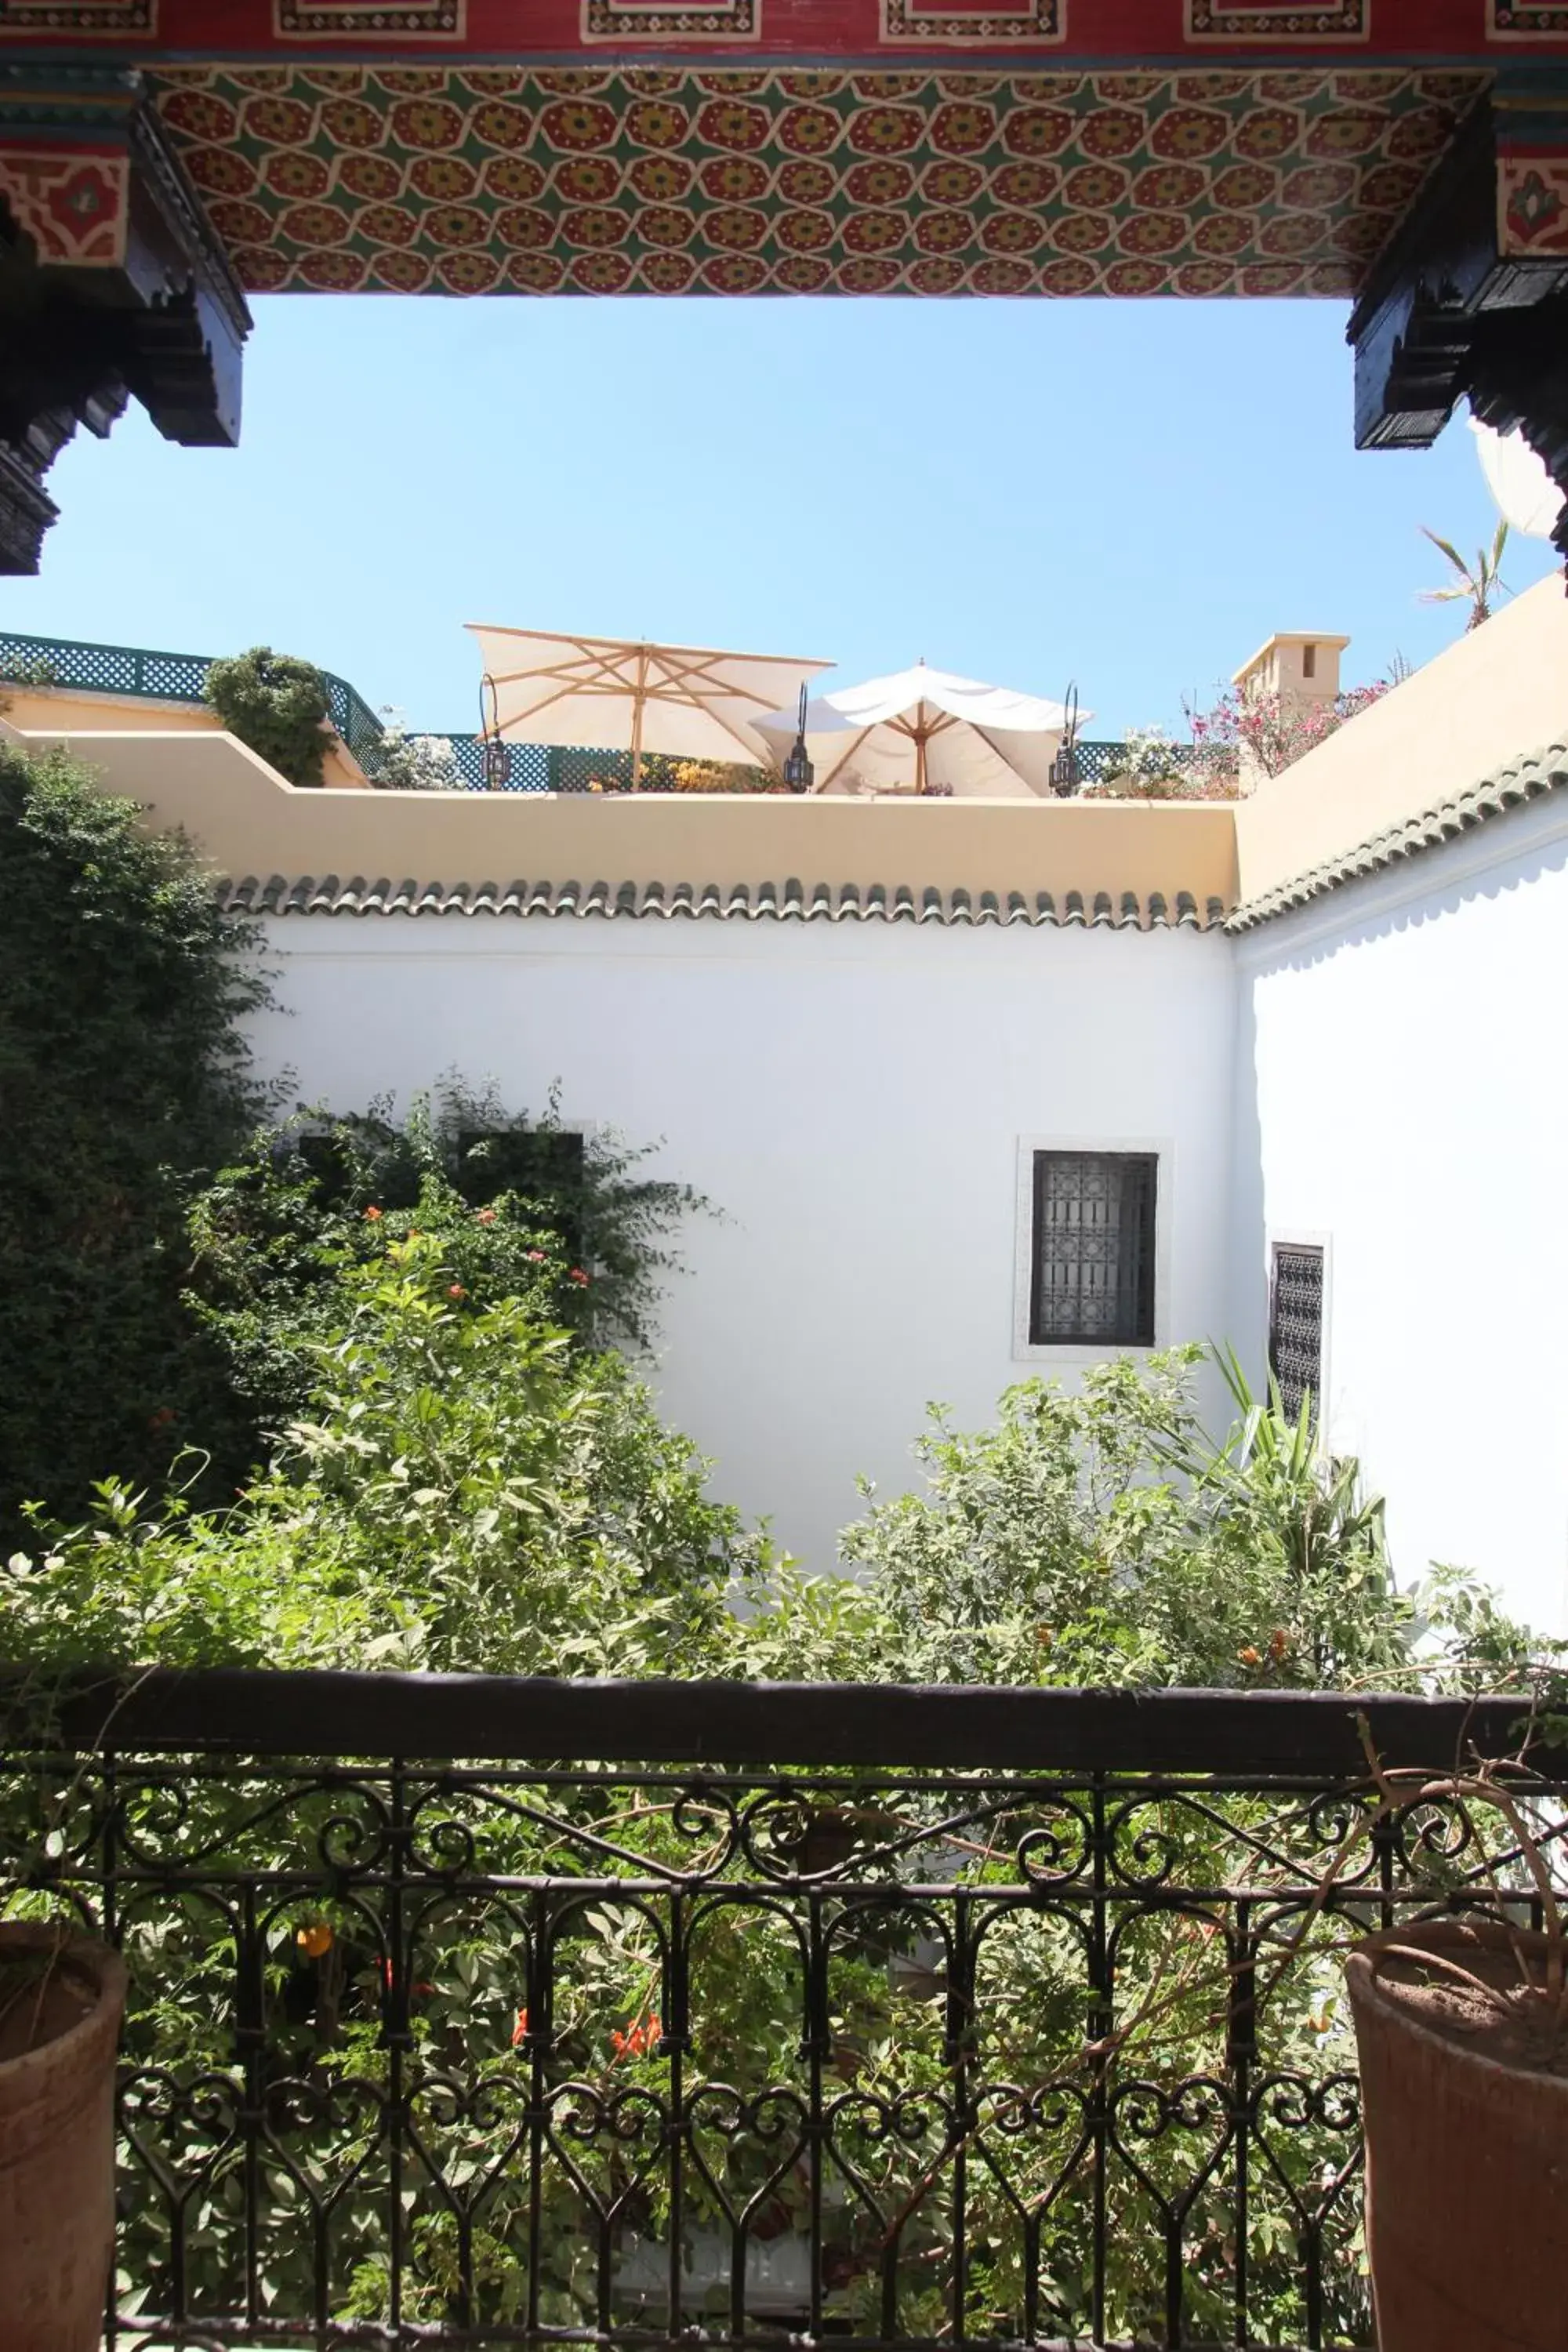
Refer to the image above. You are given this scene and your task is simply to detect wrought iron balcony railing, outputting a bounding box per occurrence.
[0,1670,1550,2352]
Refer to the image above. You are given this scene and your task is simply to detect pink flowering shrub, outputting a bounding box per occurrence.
[1087,678,1391,801]
[1190,681,1389,782]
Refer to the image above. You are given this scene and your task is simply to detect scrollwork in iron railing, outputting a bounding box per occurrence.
[0,1671,1560,2352]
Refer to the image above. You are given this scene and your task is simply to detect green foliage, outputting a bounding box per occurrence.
[3,1229,760,1680]
[0,743,707,1537]
[5,1333,1450,1696]
[204,645,334,787]
[1152,1342,1409,1687]
[0,743,270,1548]
[727,1346,1421,1691]
[185,1080,709,1467]
[1421,518,1510,630]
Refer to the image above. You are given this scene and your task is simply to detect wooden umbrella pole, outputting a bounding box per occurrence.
[630,647,647,790]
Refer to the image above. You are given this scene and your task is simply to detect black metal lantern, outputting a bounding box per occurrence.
[1050,681,1081,798]
[782,683,814,794]
[478,673,510,792]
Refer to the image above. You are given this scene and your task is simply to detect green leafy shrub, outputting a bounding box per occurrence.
[204,645,335,787]
[0,743,270,1548]
[3,1228,759,1679]
[186,1080,709,1463]
[728,1346,1512,1692]
[0,741,707,1531]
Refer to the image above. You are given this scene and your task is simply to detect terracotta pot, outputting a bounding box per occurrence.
[0,1924,127,2352]
[1346,1918,1568,2352]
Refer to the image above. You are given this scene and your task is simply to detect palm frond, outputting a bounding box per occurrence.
[1420,526,1470,576]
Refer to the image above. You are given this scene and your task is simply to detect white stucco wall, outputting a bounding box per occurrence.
[1230,793,1568,1635]
[245,916,1236,1573]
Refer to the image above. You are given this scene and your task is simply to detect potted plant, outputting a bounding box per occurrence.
[1339,1741,1568,2352]
[1,1687,128,2351]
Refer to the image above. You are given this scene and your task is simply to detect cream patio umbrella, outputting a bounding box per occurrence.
[753,661,1088,799]
[466,624,834,787]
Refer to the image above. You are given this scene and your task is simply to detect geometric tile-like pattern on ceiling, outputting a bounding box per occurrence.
[154,64,1487,297]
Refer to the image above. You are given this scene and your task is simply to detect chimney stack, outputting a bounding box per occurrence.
[1231,631,1350,789]
[1233,630,1349,710]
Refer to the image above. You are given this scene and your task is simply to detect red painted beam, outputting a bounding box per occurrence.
[0,0,1545,64]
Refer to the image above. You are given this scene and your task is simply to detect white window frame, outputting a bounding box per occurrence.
[1012,1135,1174,1365]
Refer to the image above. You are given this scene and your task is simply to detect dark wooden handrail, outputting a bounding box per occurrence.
[0,1664,1537,1775]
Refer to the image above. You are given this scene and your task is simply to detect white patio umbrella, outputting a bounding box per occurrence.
[753,662,1088,799]
[466,624,833,786]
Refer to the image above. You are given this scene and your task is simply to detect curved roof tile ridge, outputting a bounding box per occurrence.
[216,875,1229,931]
[1229,741,1568,935]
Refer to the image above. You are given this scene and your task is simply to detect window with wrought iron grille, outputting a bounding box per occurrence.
[1269,1241,1326,1421]
[1027,1150,1159,1348]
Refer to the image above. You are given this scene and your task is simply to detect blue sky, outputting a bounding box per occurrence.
[0,293,1555,742]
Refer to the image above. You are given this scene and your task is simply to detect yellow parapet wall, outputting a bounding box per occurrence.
[3,688,220,735]
[5,687,373,789]
[11,722,1240,916]
[1235,576,1568,912]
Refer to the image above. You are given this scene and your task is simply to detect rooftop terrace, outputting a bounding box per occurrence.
[5,580,1568,925]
